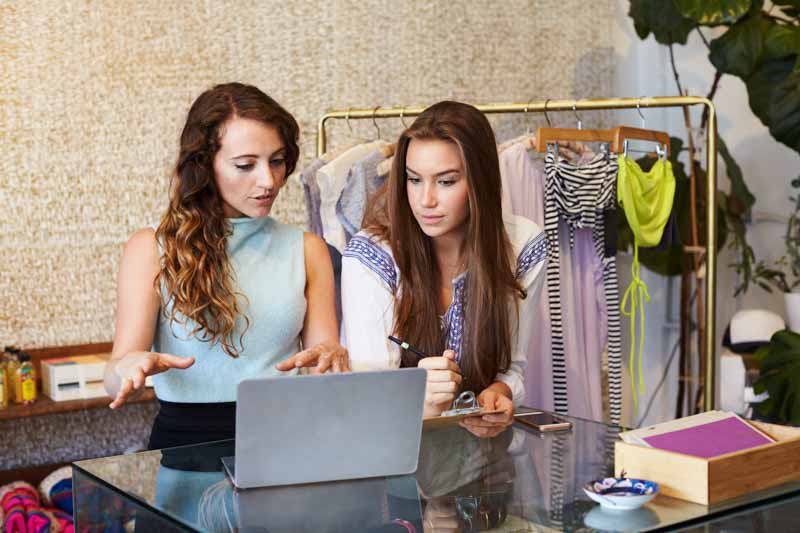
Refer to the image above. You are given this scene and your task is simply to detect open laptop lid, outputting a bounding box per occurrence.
[229,368,426,489]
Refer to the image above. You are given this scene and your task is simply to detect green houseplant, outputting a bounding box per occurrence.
[627,0,800,417]
[754,329,800,425]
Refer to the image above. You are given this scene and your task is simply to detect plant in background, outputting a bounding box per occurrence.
[734,176,800,294]
[754,329,800,425]
[627,0,800,416]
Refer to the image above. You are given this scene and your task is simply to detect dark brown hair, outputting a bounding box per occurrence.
[155,82,300,357]
[364,101,524,393]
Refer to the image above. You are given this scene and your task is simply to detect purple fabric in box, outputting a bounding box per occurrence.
[642,417,773,458]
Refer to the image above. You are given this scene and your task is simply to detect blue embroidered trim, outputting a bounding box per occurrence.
[443,275,467,363]
[516,232,548,280]
[343,235,398,292]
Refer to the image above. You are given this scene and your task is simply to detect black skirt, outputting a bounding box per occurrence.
[147,399,236,451]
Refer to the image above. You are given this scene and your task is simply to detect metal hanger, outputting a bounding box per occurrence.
[345,108,354,136]
[534,98,614,153]
[371,106,382,139]
[543,98,552,127]
[525,98,534,135]
[573,101,583,130]
[613,97,670,159]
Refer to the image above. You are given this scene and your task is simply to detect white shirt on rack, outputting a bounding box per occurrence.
[316,140,389,252]
[340,214,547,405]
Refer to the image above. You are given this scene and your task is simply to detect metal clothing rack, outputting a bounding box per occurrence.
[317,96,718,412]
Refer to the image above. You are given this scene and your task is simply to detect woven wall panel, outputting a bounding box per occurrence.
[0,401,158,470]
[0,0,613,348]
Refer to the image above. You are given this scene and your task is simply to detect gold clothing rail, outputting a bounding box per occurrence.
[316,95,718,412]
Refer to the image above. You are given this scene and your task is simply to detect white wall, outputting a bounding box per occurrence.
[611,0,800,426]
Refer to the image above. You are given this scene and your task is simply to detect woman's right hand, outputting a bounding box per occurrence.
[109,351,195,409]
[419,350,462,417]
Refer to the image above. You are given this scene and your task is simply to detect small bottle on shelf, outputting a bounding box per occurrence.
[4,347,21,404]
[0,356,8,409]
[16,353,37,405]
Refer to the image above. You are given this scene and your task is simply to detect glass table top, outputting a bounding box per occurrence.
[73,412,800,532]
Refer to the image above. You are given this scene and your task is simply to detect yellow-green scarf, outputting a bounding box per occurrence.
[616,154,676,409]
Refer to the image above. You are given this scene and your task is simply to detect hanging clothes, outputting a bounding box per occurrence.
[541,144,622,424]
[335,149,390,244]
[499,142,612,423]
[316,140,389,253]
[299,158,326,238]
[616,154,676,409]
[300,141,366,237]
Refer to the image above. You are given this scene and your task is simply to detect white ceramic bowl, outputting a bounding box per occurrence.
[583,477,659,511]
[583,505,661,531]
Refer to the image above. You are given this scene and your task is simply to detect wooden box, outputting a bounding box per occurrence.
[614,420,800,505]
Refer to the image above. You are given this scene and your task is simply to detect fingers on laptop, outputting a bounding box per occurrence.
[276,348,318,370]
[277,342,350,374]
[313,343,350,374]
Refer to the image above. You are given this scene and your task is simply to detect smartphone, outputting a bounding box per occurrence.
[514,411,572,432]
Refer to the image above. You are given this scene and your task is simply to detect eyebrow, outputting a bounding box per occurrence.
[230,147,287,160]
[406,166,460,177]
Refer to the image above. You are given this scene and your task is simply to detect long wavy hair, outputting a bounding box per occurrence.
[155,82,299,357]
[363,101,524,393]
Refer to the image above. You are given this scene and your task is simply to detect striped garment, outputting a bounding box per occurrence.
[543,144,622,424]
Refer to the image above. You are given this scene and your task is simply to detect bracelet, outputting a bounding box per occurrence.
[391,518,417,533]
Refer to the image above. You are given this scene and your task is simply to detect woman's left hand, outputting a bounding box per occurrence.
[459,387,514,438]
[276,341,351,374]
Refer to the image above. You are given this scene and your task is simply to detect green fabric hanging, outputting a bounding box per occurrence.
[616,154,676,410]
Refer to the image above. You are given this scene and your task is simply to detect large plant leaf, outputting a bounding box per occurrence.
[754,330,800,425]
[674,0,752,26]
[709,12,770,77]
[764,24,800,60]
[767,71,800,153]
[717,135,755,218]
[745,57,800,153]
[745,55,795,119]
[629,0,695,45]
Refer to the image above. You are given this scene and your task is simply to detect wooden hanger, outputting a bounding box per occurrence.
[534,100,615,152]
[611,126,671,157]
[612,99,671,156]
[534,126,615,153]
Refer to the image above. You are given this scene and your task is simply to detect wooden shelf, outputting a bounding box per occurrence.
[0,389,156,421]
[0,341,159,421]
[0,388,156,421]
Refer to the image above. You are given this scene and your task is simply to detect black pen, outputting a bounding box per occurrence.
[388,335,429,359]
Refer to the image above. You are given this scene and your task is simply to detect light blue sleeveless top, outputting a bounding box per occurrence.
[152,217,306,402]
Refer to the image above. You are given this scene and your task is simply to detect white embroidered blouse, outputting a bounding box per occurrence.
[340,214,548,405]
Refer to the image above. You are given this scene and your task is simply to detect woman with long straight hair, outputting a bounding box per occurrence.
[341,101,547,437]
[105,82,348,449]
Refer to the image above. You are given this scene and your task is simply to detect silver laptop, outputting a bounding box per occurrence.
[222,368,426,489]
[233,475,421,531]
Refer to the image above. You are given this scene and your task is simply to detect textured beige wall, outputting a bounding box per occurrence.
[0,0,613,348]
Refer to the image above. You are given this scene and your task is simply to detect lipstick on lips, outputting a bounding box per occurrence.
[253,193,273,205]
[419,214,444,224]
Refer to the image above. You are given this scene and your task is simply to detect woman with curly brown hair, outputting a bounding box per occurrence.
[104,82,348,449]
